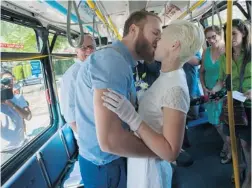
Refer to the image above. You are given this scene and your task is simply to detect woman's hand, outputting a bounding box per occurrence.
[203,86,213,96]
[244,89,252,100]
[102,89,142,131]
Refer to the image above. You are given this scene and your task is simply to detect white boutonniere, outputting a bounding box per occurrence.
[135,72,149,101]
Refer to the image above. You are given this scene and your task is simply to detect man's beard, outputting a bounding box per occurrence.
[135,32,155,62]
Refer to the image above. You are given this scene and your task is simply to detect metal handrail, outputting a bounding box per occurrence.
[225,1,240,188]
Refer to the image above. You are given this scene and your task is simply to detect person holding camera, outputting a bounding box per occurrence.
[1,70,32,163]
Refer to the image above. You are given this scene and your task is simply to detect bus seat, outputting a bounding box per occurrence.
[2,155,49,188]
[61,160,84,188]
[61,124,77,159]
[187,111,208,128]
[39,132,69,187]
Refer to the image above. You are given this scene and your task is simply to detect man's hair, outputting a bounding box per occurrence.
[123,11,161,37]
[75,34,96,49]
[164,20,204,64]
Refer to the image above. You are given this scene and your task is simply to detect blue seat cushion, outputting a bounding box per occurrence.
[39,132,68,186]
[2,156,48,188]
[187,111,208,128]
[61,124,77,158]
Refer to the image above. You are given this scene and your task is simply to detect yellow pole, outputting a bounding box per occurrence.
[86,0,122,40]
[226,1,240,188]
[178,0,206,20]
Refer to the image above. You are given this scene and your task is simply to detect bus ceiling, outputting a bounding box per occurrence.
[1,0,251,43]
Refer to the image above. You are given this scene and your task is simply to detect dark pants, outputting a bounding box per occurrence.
[79,155,127,188]
[223,107,251,143]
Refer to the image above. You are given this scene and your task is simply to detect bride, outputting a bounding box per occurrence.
[102,20,204,188]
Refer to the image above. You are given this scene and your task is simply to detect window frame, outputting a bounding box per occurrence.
[200,1,250,24]
[0,6,60,185]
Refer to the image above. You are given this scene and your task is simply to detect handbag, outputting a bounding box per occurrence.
[220,61,248,126]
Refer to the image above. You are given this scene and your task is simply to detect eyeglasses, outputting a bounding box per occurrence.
[80,45,95,51]
[206,34,216,41]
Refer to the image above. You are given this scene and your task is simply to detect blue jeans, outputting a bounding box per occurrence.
[78,155,127,188]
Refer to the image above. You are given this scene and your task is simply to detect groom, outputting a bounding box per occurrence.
[74,11,162,188]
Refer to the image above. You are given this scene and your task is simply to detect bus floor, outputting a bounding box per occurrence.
[172,123,234,188]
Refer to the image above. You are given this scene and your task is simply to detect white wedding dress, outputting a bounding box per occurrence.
[127,69,190,188]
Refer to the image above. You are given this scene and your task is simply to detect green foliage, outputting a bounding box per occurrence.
[53,58,75,76]
[1,20,38,52]
[1,20,75,77]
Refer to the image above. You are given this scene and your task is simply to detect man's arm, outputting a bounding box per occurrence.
[187,56,200,66]
[4,100,32,120]
[94,89,157,158]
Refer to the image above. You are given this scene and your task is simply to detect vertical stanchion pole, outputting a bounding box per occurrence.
[226,1,240,188]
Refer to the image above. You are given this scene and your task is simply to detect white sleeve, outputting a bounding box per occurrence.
[161,86,190,114]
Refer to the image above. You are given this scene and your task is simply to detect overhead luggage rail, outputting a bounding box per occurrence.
[178,0,206,20]
[86,0,122,40]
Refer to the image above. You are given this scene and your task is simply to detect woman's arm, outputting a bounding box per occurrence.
[102,87,188,162]
[212,55,226,93]
[136,108,186,162]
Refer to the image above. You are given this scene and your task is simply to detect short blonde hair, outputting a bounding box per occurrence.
[164,20,204,63]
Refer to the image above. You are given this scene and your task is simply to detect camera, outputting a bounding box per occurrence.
[1,78,14,101]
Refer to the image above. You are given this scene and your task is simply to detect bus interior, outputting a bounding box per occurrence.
[0,0,251,188]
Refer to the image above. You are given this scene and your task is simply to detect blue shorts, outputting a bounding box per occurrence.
[78,155,127,188]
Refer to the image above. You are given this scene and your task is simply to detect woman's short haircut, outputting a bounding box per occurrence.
[164,20,204,64]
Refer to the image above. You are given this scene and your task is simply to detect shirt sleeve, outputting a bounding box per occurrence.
[90,50,131,97]
[60,71,76,123]
[161,86,190,114]
[218,55,225,81]
[15,95,28,108]
[195,51,202,60]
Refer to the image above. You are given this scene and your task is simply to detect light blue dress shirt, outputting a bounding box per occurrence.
[60,59,82,123]
[75,40,137,165]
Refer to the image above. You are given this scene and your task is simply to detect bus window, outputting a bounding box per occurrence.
[51,34,75,54]
[206,5,246,27]
[50,35,76,112]
[1,21,51,166]
[0,20,39,53]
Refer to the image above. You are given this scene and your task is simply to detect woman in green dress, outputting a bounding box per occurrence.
[200,26,226,158]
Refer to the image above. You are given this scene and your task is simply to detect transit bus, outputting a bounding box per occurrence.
[0,0,251,188]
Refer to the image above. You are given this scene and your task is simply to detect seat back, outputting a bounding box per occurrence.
[61,124,77,159]
[2,155,49,188]
[39,132,68,187]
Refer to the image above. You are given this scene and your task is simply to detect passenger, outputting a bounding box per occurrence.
[212,19,251,188]
[75,11,162,188]
[102,20,204,188]
[60,34,95,137]
[199,25,227,158]
[183,52,202,120]
[1,70,32,163]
